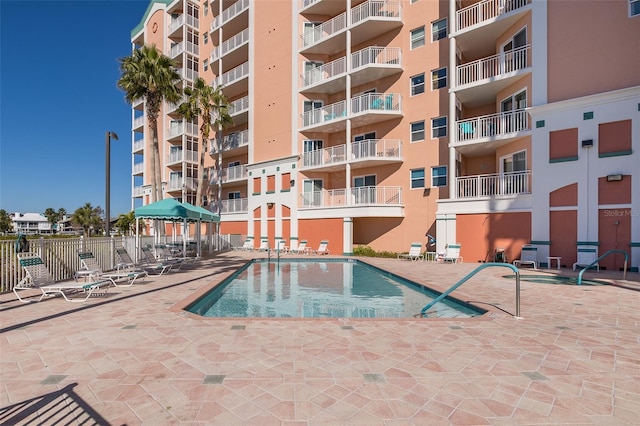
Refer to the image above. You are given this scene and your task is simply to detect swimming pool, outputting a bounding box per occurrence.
[186,259,484,319]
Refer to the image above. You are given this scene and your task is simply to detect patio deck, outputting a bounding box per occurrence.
[1,252,638,425]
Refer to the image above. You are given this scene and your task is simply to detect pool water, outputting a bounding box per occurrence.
[186,259,483,319]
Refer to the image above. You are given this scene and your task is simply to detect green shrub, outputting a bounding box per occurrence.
[353,245,399,258]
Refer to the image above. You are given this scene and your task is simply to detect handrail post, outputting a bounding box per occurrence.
[577,249,629,285]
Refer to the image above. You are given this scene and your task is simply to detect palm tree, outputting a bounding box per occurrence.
[178,77,232,207]
[71,203,103,237]
[117,45,182,203]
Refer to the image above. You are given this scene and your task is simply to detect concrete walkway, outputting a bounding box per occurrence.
[1,252,638,425]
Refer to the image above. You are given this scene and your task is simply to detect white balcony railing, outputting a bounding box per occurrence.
[351,92,400,114]
[352,46,401,70]
[302,101,347,127]
[301,12,347,48]
[456,0,531,32]
[221,0,249,26]
[168,176,198,191]
[169,41,199,57]
[133,115,144,129]
[218,62,249,87]
[302,57,346,87]
[211,130,249,154]
[211,28,249,62]
[167,121,198,139]
[301,139,402,168]
[132,163,144,175]
[133,138,144,152]
[352,139,401,159]
[178,68,198,82]
[168,149,198,165]
[133,186,144,197]
[229,96,249,115]
[351,0,401,24]
[457,45,530,87]
[456,109,530,143]
[220,198,248,214]
[300,186,402,208]
[168,15,184,33]
[217,164,247,183]
[456,171,531,198]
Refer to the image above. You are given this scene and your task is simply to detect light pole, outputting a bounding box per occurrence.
[105,131,119,236]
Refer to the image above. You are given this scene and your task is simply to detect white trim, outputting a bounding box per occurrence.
[529,86,640,116]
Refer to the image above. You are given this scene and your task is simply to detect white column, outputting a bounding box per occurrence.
[343,217,353,255]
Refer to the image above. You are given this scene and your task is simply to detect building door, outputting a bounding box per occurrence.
[303,139,323,167]
[354,174,376,204]
[302,179,323,207]
[303,100,323,127]
[500,150,527,194]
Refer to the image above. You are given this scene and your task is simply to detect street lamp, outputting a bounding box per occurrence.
[105,131,119,236]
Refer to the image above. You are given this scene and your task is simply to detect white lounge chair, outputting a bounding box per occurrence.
[573,246,599,271]
[78,251,147,286]
[440,243,463,263]
[258,239,270,251]
[15,252,112,303]
[398,242,424,261]
[117,247,172,275]
[142,246,180,272]
[271,240,287,253]
[513,244,538,269]
[290,240,309,254]
[312,240,330,255]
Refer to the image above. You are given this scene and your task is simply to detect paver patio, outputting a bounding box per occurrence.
[1,252,638,425]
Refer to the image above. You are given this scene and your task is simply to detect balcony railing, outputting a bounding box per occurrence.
[302,101,347,127]
[456,0,531,32]
[301,139,402,168]
[350,0,401,24]
[133,138,144,152]
[351,92,400,114]
[457,45,530,87]
[168,177,198,191]
[133,186,144,197]
[456,171,531,198]
[300,186,402,208]
[133,115,144,129]
[302,57,346,87]
[301,12,347,48]
[456,110,530,143]
[211,130,249,154]
[220,198,248,214]
[229,96,249,116]
[168,149,198,165]
[168,15,185,33]
[218,62,249,87]
[178,68,198,82]
[210,28,249,62]
[221,0,249,26]
[215,164,248,183]
[169,41,199,57]
[352,46,401,70]
[167,121,198,139]
[132,163,144,175]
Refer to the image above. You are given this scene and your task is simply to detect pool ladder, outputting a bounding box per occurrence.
[419,263,522,319]
[577,249,628,285]
[267,244,281,263]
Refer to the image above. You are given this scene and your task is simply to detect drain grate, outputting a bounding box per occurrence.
[122,325,137,330]
[41,375,68,385]
[340,325,354,330]
[521,371,548,381]
[231,325,245,330]
[363,373,385,383]
[203,375,225,384]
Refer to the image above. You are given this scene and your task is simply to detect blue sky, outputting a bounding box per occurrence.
[1,0,150,218]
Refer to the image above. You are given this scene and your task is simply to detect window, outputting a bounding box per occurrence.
[410,26,425,49]
[228,191,241,199]
[204,2,208,15]
[631,0,640,16]
[431,67,447,90]
[203,59,208,71]
[431,116,447,138]
[432,18,447,41]
[410,73,425,96]
[203,32,208,44]
[432,166,447,187]
[501,151,527,173]
[411,120,425,142]
[354,175,376,204]
[410,168,425,189]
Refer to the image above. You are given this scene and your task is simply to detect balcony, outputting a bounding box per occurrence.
[220,198,248,214]
[178,68,198,83]
[299,46,402,95]
[210,28,249,63]
[132,162,144,176]
[212,164,248,185]
[300,0,346,16]
[300,139,402,172]
[133,185,144,197]
[455,45,531,106]
[169,41,199,58]
[300,93,402,132]
[300,0,402,54]
[228,96,249,126]
[133,115,144,131]
[217,62,249,98]
[299,186,403,217]
[132,138,144,153]
[210,130,249,155]
[167,149,198,167]
[167,176,198,192]
[454,110,530,154]
[167,121,198,141]
[456,0,531,33]
[210,0,249,33]
[455,170,531,199]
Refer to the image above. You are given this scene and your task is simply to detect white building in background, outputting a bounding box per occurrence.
[10,213,53,235]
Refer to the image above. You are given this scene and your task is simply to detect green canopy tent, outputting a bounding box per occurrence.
[134,198,217,259]
[181,202,220,257]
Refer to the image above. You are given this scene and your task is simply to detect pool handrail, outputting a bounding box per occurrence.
[419,262,521,319]
[577,249,628,285]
